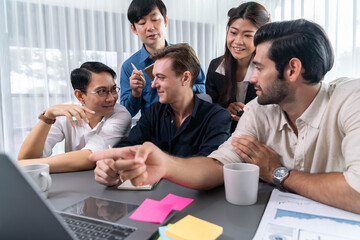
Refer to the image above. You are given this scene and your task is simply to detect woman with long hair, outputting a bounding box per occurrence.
[206,2,270,132]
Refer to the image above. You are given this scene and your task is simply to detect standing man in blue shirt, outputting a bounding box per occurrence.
[120,0,206,117]
[91,43,231,186]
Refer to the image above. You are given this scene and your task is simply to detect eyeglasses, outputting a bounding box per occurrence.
[83,86,120,98]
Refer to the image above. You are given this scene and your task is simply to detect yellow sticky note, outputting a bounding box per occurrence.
[165,215,223,240]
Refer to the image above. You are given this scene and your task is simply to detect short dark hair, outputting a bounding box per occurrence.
[151,43,200,87]
[70,62,116,91]
[254,19,334,83]
[127,0,167,26]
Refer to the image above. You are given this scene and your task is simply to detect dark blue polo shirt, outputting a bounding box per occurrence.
[114,95,231,157]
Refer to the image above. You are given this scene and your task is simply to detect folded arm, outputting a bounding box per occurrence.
[283,171,360,214]
[18,149,95,173]
[18,120,53,159]
[18,104,94,159]
[232,135,360,214]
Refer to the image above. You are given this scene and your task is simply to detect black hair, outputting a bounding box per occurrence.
[220,2,270,106]
[254,19,334,83]
[70,62,116,91]
[127,0,167,26]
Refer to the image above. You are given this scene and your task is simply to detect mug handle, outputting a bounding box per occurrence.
[40,171,52,192]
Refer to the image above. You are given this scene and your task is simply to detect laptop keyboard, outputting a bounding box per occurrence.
[60,213,136,240]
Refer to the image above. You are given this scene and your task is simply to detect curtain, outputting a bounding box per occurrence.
[1,0,359,158]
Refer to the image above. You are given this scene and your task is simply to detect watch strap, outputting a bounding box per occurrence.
[275,181,288,192]
[38,111,56,125]
[273,167,289,192]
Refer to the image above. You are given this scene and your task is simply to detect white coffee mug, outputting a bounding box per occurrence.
[223,163,259,205]
[20,164,52,198]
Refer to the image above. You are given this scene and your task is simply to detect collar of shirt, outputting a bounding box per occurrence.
[298,82,328,129]
[163,94,200,118]
[278,107,290,132]
[215,58,255,83]
[139,40,170,63]
[86,116,107,132]
[277,82,329,131]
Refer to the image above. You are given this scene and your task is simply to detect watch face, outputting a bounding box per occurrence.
[273,167,289,192]
[274,167,288,178]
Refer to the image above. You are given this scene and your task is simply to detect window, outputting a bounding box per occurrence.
[1,0,359,157]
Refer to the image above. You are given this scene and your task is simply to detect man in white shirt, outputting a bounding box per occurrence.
[18,62,131,172]
[89,20,360,214]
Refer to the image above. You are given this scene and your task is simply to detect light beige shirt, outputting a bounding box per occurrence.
[209,78,360,193]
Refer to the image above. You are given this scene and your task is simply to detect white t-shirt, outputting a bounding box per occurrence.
[209,78,360,193]
[42,103,131,157]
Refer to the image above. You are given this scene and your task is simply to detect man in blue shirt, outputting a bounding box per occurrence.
[92,43,231,186]
[120,0,206,117]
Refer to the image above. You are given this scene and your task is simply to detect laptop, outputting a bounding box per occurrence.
[0,153,169,239]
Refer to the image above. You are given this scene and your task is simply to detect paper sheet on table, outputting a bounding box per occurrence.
[165,215,223,240]
[254,189,360,240]
[160,194,194,211]
[129,198,173,224]
[117,180,157,190]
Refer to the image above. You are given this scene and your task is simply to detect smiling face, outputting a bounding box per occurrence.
[131,7,168,54]
[226,18,258,63]
[81,72,118,117]
[250,42,290,105]
[151,57,185,104]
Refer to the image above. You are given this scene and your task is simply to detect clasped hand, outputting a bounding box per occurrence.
[89,142,166,187]
[231,135,282,183]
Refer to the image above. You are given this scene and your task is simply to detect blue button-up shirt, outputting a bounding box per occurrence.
[120,41,206,117]
[115,95,231,157]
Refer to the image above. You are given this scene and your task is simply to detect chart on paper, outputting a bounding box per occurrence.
[254,189,360,240]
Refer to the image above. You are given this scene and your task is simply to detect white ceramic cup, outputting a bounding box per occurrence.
[223,163,259,205]
[20,164,52,198]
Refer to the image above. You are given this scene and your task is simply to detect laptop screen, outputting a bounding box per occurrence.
[0,153,169,240]
[62,196,138,223]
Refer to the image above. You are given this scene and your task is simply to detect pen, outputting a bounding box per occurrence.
[108,144,124,183]
[131,63,146,83]
[236,110,244,117]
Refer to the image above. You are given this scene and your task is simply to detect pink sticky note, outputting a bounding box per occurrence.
[129,198,173,224]
[160,194,194,211]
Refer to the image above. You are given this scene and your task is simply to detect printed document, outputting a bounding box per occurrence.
[254,189,360,240]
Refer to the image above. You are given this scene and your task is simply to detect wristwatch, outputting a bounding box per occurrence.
[38,111,56,125]
[272,167,289,192]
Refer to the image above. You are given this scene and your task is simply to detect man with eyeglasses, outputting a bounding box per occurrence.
[18,62,132,173]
